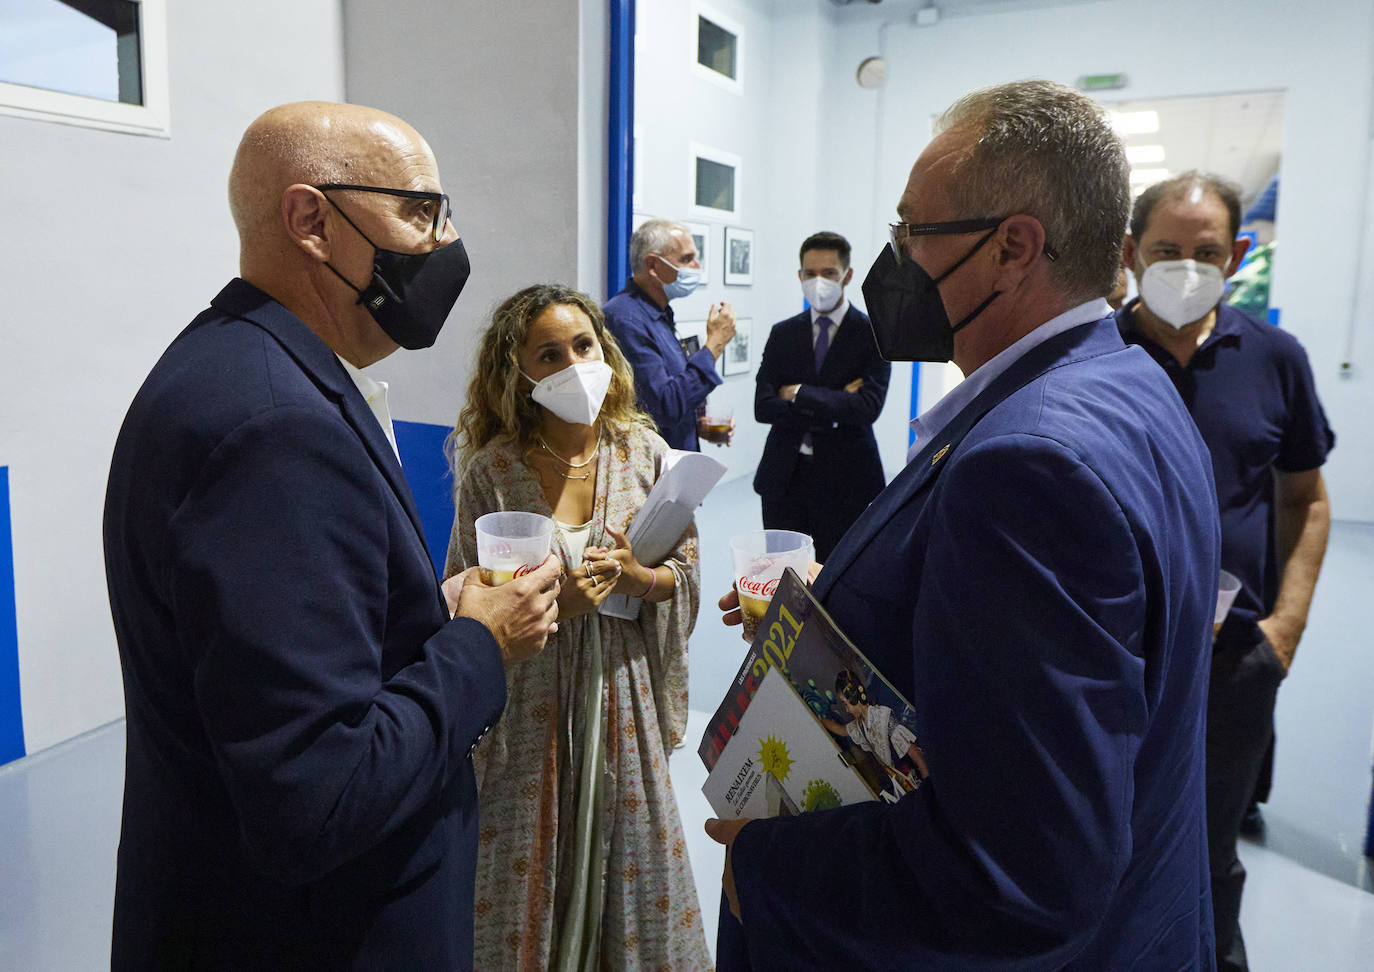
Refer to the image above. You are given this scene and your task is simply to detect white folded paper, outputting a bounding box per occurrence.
[599,449,728,619]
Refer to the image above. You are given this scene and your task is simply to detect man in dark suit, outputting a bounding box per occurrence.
[753,232,890,560]
[709,80,1221,968]
[103,102,560,970]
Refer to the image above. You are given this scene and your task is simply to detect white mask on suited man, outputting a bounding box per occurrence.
[521,360,614,426]
[801,275,844,314]
[1138,258,1225,328]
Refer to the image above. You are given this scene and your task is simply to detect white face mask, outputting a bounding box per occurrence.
[1137,259,1225,329]
[801,275,844,313]
[521,360,613,426]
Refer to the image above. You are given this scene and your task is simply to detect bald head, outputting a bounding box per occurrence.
[228,101,435,252]
[226,101,452,367]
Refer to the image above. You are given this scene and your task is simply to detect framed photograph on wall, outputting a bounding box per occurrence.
[722,317,752,376]
[724,225,754,286]
[683,221,711,285]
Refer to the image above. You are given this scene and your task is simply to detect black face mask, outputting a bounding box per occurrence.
[861,229,1001,363]
[322,202,471,350]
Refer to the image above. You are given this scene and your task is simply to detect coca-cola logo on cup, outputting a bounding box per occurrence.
[515,563,537,578]
[737,576,779,598]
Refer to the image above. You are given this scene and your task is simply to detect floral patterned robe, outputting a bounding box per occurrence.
[445,425,711,971]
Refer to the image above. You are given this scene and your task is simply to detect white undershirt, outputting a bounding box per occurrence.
[336,355,401,463]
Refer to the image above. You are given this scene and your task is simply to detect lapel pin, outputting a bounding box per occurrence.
[931,444,950,466]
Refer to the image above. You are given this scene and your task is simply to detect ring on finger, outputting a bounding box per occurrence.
[584,562,593,580]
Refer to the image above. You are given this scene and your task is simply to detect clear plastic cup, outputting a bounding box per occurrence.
[474,512,554,586]
[702,403,733,439]
[730,530,815,641]
[1214,569,1242,636]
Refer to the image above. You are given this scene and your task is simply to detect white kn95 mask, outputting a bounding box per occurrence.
[521,360,614,426]
[1138,259,1225,328]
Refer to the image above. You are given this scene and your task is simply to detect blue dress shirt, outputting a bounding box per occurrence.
[603,280,722,450]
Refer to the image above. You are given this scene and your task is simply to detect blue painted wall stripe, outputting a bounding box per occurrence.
[394,421,458,579]
[607,0,635,299]
[0,467,26,765]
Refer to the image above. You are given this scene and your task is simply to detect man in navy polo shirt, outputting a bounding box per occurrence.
[1118,171,1334,972]
[604,218,735,450]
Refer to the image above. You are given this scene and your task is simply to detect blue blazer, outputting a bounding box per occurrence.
[103,279,506,970]
[752,305,890,502]
[725,319,1220,969]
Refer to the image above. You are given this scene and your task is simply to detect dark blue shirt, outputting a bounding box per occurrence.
[603,280,722,450]
[1117,301,1334,646]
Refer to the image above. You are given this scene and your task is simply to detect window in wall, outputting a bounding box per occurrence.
[692,3,743,94]
[697,17,735,79]
[696,158,734,211]
[690,142,741,219]
[0,0,169,137]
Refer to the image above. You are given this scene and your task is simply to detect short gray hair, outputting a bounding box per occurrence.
[936,79,1130,305]
[629,218,687,273]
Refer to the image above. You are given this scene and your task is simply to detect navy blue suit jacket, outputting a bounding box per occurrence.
[752,305,890,502]
[725,319,1220,969]
[103,279,506,970]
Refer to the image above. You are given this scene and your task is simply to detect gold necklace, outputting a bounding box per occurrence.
[536,433,599,480]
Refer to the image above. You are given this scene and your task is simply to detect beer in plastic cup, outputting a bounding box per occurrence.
[1214,569,1241,638]
[703,403,733,438]
[730,530,815,641]
[475,512,554,586]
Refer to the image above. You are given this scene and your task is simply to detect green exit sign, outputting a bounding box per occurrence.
[1078,73,1128,92]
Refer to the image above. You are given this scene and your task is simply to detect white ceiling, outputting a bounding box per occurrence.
[1102,90,1285,205]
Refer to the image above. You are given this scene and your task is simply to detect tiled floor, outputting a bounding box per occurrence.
[2,475,1371,969]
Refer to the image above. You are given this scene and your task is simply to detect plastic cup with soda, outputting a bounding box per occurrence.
[730,530,815,642]
[702,402,733,440]
[474,512,554,586]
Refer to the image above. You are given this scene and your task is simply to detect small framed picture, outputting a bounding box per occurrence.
[724,225,754,286]
[722,317,753,376]
[683,220,711,285]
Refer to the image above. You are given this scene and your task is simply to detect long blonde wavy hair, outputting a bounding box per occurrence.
[447,284,653,469]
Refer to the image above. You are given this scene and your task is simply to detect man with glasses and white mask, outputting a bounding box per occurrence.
[1117,171,1334,972]
[708,80,1221,968]
[752,231,890,561]
[604,218,736,450]
[103,101,561,969]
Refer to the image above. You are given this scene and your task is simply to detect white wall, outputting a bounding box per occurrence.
[0,1,345,755]
[634,0,916,485]
[825,0,1374,521]
[342,0,590,428]
[1,0,609,758]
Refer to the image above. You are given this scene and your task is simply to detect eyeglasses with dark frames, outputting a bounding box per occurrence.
[317,183,452,243]
[888,217,1059,264]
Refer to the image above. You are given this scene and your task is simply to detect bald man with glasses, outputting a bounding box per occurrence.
[103,101,561,969]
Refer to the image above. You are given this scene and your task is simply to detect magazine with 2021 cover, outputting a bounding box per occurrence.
[699,568,927,819]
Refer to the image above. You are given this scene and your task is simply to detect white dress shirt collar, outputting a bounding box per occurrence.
[336,355,401,463]
[810,295,849,331]
[906,298,1111,464]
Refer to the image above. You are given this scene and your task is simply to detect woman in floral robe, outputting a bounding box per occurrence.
[445,284,710,970]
